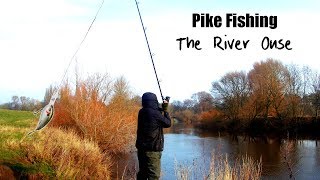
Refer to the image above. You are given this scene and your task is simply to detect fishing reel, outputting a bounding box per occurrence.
[164,96,170,103]
[160,96,170,112]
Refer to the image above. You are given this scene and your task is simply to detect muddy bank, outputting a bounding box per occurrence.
[0,165,15,180]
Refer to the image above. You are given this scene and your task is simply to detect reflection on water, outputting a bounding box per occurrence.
[117,122,320,179]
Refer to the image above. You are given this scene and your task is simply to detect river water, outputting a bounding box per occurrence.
[116,122,320,179]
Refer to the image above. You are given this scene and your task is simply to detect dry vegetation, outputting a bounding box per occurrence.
[280,137,297,179]
[1,72,140,178]
[175,152,262,180]
[0,109,112,179]
[5,128,111,179]
[49,74,140,154]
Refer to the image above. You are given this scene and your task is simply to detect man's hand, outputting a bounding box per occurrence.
[162,100,169,112]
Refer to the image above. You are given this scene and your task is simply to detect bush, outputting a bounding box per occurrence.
[175,151,262,180]
[199,109,222,122]
[3,127,111,179]
[173,109,198,123]
[49,74,140,153]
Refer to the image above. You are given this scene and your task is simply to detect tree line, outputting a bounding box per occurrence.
[171,59,320,125]
[0,95,42,111]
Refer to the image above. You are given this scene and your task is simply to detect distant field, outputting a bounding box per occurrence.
[0,109,35,146]
[0,109,35,127]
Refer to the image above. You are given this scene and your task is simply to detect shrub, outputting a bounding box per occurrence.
[2,127,111,179]
[199,109,222,122]
[175,152,262,180]
[173,109,198,123]
[49,74,140,153]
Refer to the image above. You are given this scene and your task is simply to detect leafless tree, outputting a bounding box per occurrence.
[310,72,320,117]
[211,71,250,120]
[191,91,214,113]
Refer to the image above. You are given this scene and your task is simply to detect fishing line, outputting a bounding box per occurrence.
[57,0,105,90]
[26,0,105,137]
[133,0,164,100]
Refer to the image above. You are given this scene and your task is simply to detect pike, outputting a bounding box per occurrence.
[27,92,58,135]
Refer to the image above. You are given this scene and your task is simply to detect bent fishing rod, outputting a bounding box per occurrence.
[133,0,169,102]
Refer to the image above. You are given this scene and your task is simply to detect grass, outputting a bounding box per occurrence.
[0,109,34,128]
[0,109,35,160]
[0,109,112,179]
[175,152,262,180]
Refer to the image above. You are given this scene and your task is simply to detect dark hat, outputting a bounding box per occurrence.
[142,92,158,102]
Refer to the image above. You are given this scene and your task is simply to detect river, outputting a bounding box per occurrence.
[115,122,320,179]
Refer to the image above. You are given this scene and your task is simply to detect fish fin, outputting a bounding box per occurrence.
[33,108,43,116]
[20,129,37,142]
[27,130,36,136]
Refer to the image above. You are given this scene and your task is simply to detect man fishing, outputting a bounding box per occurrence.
[136,92,171,180]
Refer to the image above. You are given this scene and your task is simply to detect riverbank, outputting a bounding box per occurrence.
[194,117,320,139]
[0,109,112,179]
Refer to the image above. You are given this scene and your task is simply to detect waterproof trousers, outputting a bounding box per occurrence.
[137,150,162,180]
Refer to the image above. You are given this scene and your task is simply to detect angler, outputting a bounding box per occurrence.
[136,92,171,179]
[134,1,172,179]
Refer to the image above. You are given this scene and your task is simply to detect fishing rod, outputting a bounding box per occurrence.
[133,0,169,102]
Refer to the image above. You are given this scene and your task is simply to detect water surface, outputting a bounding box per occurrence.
[117,123,320,179]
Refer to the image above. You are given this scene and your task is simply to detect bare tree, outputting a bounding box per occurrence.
[191,91,214,113]
[20,96,28,110]
[300,66,313,116]
[211,71,250,120]
[183,99,196,110]
[84,72,112,103]
[112,76,131,100]
[311,72,320,117]
[11,95,20,110]
[285,64,303,118]
[44,85,57,104]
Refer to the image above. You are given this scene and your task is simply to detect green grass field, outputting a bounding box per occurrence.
[0,109,35,139]
[0,108,35,152]
[0,109,34,125]
[0,109,54,178]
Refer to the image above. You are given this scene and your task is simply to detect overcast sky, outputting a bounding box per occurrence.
[0,0,319,104]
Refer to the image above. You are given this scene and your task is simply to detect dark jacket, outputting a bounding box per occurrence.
[136,92,171,151]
